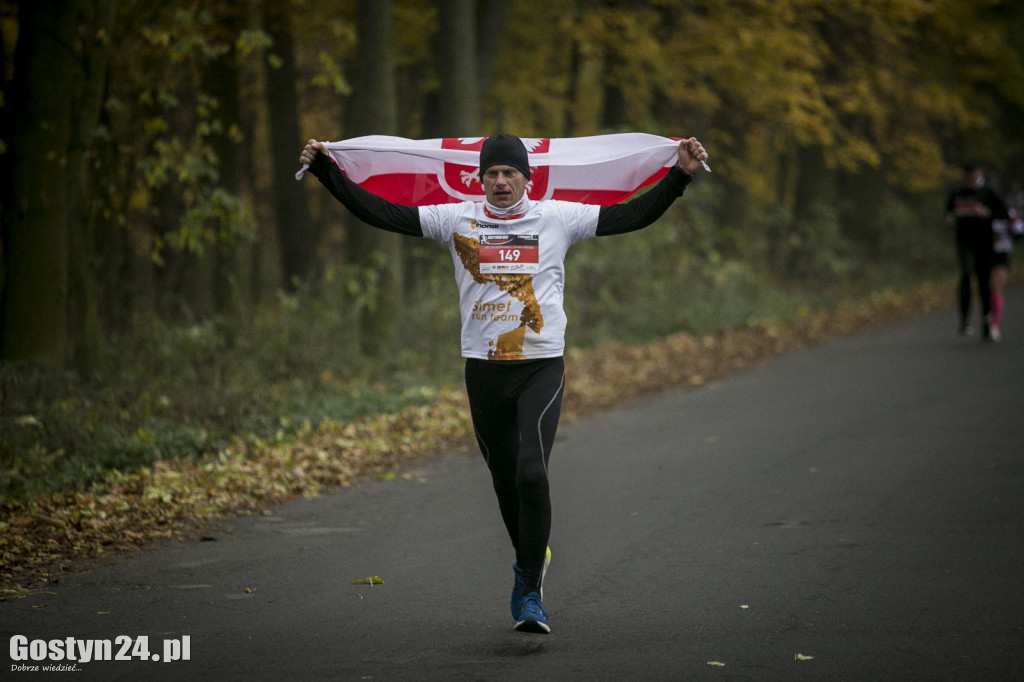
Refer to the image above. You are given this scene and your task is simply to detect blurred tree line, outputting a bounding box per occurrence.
[1,0,1023,373]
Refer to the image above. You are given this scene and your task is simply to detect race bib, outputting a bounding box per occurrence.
[479,235,539,274]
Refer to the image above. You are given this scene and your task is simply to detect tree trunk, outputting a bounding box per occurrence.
[838,166,887,258]
[599,2,628,131]
[714,179,754,257]
[600,69,628,131]
[204,4,244,318]
[0,1,83,367]
[67,0,118,376]
[263,0,315,292]
[562,25,582,137]
[473,1,509,117]
[790,144,839,279]
[793,144,835,224]
[345,0,403,357]
[424,1,508,138]
[436,0,478,136]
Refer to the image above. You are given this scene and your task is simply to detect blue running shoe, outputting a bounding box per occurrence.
[511,547,551,620]
[514,592,550,634]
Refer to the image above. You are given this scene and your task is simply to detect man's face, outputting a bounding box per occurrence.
[966,168,984,189]
[481,165,528,208]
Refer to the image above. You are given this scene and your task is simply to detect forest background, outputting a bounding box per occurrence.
[1,0,1023,585]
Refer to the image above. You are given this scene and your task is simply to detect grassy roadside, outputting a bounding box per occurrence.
[0,280,954,597]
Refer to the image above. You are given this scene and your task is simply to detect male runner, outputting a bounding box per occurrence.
[300,133,708,633]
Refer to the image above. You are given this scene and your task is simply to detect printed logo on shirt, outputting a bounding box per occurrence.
[472,299,521,323]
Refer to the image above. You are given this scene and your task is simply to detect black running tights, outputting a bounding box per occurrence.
[958,242,993,325]
[465,357,565,595]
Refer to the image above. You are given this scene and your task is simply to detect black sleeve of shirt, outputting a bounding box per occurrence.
[308,151,424,237]
[595,166,693,237]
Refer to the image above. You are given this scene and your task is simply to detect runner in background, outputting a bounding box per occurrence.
[300,133,708,633]
[946,162,1010,339]
[988,180,1024,341]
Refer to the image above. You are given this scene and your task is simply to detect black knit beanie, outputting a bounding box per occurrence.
[479,134,531,180]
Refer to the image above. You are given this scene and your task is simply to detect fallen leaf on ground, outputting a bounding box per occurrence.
[352,576,384,585]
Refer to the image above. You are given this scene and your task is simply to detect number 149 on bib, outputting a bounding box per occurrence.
[479,235,539,274]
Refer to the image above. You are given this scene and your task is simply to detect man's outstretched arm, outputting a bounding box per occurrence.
[596,137,707,236]
[301,140,423,237]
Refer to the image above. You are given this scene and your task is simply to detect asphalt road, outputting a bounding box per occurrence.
[3,297,1023,681]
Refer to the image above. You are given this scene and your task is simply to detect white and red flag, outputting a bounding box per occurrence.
[296,133,682,206]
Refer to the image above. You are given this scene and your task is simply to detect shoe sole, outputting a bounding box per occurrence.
[514,618,551,634]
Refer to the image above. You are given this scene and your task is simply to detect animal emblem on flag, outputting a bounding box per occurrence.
[297,133,682,206]
[440,137,551,202]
